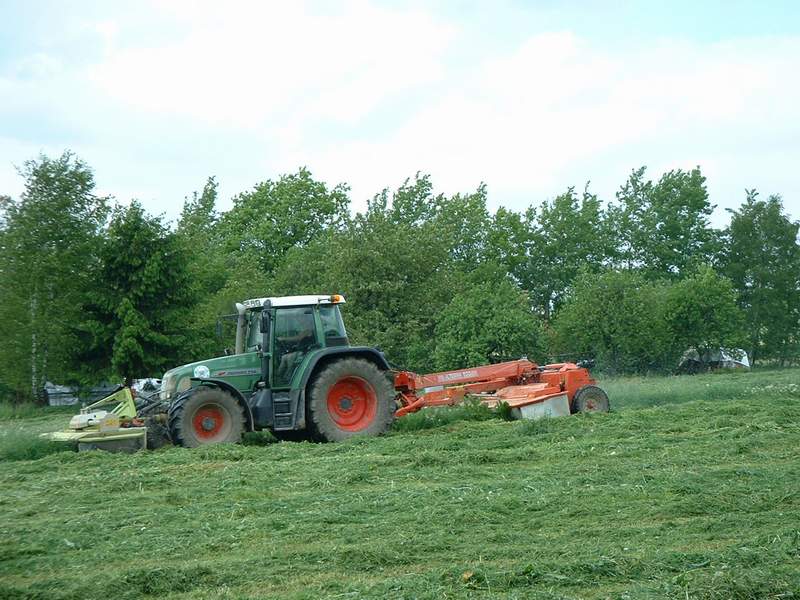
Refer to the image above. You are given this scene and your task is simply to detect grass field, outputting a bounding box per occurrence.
[1,369,799,599]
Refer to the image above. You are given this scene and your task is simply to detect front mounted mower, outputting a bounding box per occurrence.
[45,386,148,452]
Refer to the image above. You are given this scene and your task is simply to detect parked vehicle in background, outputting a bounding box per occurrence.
[42,380,161,406]
[678,348,750,373]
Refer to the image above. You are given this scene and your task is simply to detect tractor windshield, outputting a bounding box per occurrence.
[319,305,347,340]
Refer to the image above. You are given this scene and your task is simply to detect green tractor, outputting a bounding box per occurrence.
[45,292,609,451]
[160,294,396,447]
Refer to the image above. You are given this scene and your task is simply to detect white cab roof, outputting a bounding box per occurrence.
[237,294,346,312]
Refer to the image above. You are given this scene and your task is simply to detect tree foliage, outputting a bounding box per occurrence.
[488,186,613,319]
[175,177,233,357]
[530,187,613,317]
[219,168,349,275]
[663,265,745,361]
[722,191,800,364]
[552,266,748,374]
[609,167,717,277]
[0,152,108,398]
[1,151,797,401]
[271,175,466,371]
[550,270,673,373]
[433,277,544,370]
[73,202,193,382]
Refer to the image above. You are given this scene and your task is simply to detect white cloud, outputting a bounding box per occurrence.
[87,1,456,129]
[299,32,800,215]
[1,2,798,223]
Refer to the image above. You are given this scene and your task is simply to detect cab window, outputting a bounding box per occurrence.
[273,307,318,387]
[246,310,262,351]
[319,305,347,339]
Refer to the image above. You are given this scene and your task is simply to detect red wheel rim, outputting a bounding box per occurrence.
[327,376,377,432]
[192,404,230,441]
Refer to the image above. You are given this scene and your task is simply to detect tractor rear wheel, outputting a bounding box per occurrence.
[168,387,245,448]
[308,358,395,442]
[571,385,610,414]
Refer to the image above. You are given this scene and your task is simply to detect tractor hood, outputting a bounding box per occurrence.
[160,352,261,401]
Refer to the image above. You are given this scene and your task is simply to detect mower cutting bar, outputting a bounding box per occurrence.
[393,359,596,417]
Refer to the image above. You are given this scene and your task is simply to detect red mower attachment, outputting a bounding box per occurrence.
[394,359,609,419]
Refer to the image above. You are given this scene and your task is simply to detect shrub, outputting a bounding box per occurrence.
[550,270,673,373]
[664,265,746,363]
[433,277,544,371]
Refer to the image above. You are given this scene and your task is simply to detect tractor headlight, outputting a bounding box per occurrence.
[160,373,176,400]
[160,374,192,401]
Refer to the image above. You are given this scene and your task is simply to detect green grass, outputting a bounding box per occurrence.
[0,403,75,421]
[0,405,81,462]
[0,430,68,462]
[1,369,799,599]
[393,397,498,432]
[599,367,800,410]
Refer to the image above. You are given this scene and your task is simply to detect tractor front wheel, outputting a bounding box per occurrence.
[168,387,245,448]
[571,385,610,414]
[308,358,395,442]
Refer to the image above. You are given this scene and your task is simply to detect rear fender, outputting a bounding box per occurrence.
[186,377,255,432]
[300,347,390,391]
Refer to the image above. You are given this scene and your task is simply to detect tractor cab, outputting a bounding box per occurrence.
[236,294,350,389]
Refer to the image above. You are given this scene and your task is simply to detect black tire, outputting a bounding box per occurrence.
[571,385,610,414]
[308,358,395,442]
[168,387,245,448]
[144,418,172,450]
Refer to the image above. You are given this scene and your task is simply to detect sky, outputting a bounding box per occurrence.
[1,0,799,226]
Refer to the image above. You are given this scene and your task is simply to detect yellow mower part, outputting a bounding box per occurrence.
[69,410,119,431]
[78,386,138,421]
[42,386,147,452]
[43,427,147,452]
[46,428,146,443]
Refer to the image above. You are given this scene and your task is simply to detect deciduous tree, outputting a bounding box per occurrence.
[609,167,718,278]
[220,168,349,275]
[723,192,800,364]
[0,152,108,398]
[489,186,613,319]
[433,277,544,370]
[270,175,462,371]
[176,177,233,356]
[663,265,745,364]
[550,270,673,373]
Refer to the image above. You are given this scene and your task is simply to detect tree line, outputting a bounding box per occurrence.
[1,151,798,401]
